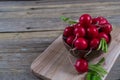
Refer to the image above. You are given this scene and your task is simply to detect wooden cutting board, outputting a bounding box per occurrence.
[31,27,120,80]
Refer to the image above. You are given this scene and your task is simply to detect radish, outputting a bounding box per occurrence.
[92,16,108,25]
[98,32,109,43]
[90,38,100,49]
[100,23,112,34]
[87,25,98,38]
[79,14,92,27]
[66,35,75,46]
[74,38,88,50]
[74,58,88,73]
[74,26,86,37]
[63,26,74,37]
[74,22,82,28]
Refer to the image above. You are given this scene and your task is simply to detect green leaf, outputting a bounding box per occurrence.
[88,65,103,77]
[91,71,101,80]
[68,20,77,24]
[104,39,108,53]
[86,58,107,80]
[92,75,102,80]
[96,57,105,66]
[60,16,77,25]
[89,64,107,77]
[86,72,92,80]
[102,38,108,53]
[101,39,105,51]
[95,65,107,74]
[105,44,108,52]
[97,38,108,53]
[60,16,70,22]
[86,71,102,80]
[97,39,103,50]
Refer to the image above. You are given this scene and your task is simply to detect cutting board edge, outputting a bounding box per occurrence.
[30,35,63,80]
[31,67,51,80]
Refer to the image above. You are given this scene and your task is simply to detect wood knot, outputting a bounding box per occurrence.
[26,27,31,30]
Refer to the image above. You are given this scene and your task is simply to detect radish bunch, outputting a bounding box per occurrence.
[62,14,112,52]
[74,58,107,80]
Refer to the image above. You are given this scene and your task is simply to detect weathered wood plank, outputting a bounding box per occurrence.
[0,2,120,32]
[0,17,119,33]
[0,30,62,38]
[0,31,61,80]
[106,57,120,80]
[0,31,61,69]
[1,2,120,19]
[0,0,120,6]
[0,1,119,80]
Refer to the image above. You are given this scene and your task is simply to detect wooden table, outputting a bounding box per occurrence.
[0,0,119,80]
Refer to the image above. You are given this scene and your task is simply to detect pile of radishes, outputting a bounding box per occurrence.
[61,14,112,80]
[63,14,112,52]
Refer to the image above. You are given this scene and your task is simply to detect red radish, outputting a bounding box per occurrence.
[63,27,74,37]
[98,32,109,43]
[79,14,92,27]
[90,38,100,49]
[74,26,86,37]
[92,17,97,24]
[74,58,88,73]
[94,16,108,25]
[87,25,98,38]
[74,22,81,28]
[74,38,88,50]
[100,23,112,34]
[66,36,75,46]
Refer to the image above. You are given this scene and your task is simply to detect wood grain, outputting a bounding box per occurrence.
[31,26,120,80]
[0,31,62,80]
[0,2,120,32]
[0,1,119,80]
